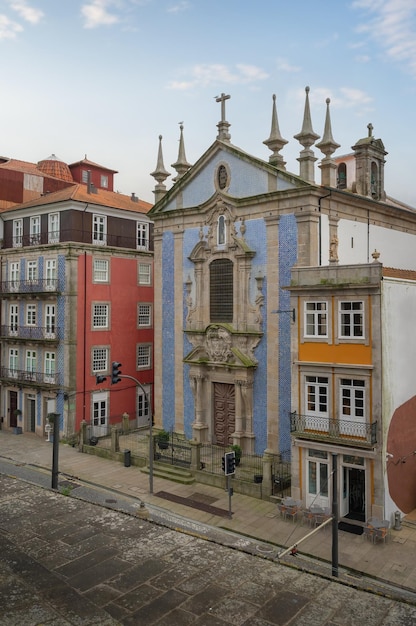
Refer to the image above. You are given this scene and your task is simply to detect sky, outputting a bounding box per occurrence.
[0,0,415,206]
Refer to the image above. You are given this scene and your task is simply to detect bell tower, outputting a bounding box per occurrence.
[352,123,387,201]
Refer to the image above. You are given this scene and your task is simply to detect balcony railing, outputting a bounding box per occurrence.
[3,230,149,251]
[0,325,61,341]
[0,279,59,295]
[0,366,61,387]
[290,411,377,448]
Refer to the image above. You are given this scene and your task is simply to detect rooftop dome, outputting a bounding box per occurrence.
[37,153,73,182]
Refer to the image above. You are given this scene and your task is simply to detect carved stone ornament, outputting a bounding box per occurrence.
[205,325,233,362]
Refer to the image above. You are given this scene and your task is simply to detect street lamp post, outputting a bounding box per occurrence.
[116,374,154,495]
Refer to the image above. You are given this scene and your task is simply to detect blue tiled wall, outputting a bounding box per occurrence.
[161,231,175,431]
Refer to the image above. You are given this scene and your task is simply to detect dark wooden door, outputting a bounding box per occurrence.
[213,383,235,446]
[9,391,18,428]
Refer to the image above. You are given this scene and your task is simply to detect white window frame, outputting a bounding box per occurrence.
[27,260,38,283]
[10,261,19,291]
[45,259,57,290]
[9,304,18,335]
[306,449,329,509]
[48,213,60,243]
[30,216,41,244]
[137,344,151,369]
[9,347,18,377]
[44,351,56,383]
[82,170,89,183]
[45,304,56,338]
[13,219,23,248]
[93,258,109,283]
[137,222,149,251]
[92,347,108,373]
[138,263,151,285]
[339,378,366,437]
[339,301,364,338]
[26,349,37,379]
[93,303,109,329]
[304,301,328,338]
[138,303,152,327]
[92,391,108,434]
[26,303,37,327]
[137,385,150,427]
[100,174,108,188]
[93,214,107,245]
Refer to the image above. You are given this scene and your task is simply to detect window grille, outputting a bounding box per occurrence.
[210,259,233,322]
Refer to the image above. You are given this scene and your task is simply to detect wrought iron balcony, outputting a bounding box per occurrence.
[0,325,61,342]
[0,279,59,295]
[290,411,377,448]
[0,366,61,387]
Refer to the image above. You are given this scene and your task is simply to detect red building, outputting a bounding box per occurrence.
[0,154,154,438]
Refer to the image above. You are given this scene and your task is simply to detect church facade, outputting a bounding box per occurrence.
[149,89,416,520]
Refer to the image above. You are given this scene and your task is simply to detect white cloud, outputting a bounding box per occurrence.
[9,1,43,24]
[81,0,120,29]
[0,13,23,39]
[167,63,269,90]
[295,86,373,112]
[276,57,301,73]
[167,1,190,13]
[352,0,416,77]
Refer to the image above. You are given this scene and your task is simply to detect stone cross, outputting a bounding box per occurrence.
[216,93,230,122]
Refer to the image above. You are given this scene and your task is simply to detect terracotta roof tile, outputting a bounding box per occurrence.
[383,267,416,280]
[0,184,152,215]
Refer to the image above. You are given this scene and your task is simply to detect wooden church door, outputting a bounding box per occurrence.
[213,383,235,446]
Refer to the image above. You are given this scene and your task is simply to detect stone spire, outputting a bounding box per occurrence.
[263,94,288,169]
[215,93,231,142]
[316,98,340,187]
[171,123,192,181]
[294,86,320,183]
[150,135,170,202]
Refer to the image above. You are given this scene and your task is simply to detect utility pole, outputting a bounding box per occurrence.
[48,412,60,490]
[332,453,339,577]
[97,365,154,495]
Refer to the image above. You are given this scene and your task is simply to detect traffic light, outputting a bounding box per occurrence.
[96,375,107,384]
[222,456,225,472]
[224,451,236,476]
[111,361,122,384]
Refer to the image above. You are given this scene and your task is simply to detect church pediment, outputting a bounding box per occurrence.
[184,324,260,368]
[150,140,308,216]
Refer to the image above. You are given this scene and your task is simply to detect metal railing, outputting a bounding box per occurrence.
[1,325,61,341]
[0,279,59,294]
[290,411,377,447]
[0,366,61,387]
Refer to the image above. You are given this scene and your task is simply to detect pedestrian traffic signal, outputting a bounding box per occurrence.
[111,361,122,384]
[96,375,107,384]
[224,451,236,476]
[222,456,225,472]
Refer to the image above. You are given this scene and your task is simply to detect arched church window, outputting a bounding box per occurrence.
[371,162,378,198]
[210,258,233,322]
[217,215,226,245]
[337,163,347,189]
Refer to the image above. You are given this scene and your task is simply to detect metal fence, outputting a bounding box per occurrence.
[200,444,264,483]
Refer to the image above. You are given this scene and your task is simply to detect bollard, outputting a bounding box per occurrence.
[393,510,402,531]
[124,449,131,468]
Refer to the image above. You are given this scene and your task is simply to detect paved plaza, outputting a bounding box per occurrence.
[1,431,416,624]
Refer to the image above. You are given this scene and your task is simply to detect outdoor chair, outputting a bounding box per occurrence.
[277,503,286,519]
[374,523,389,544]
[363,525,375,543]
[302,509,315,527]
[285,505,299,523]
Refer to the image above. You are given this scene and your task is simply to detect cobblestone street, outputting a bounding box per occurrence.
[1,475,416,625]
